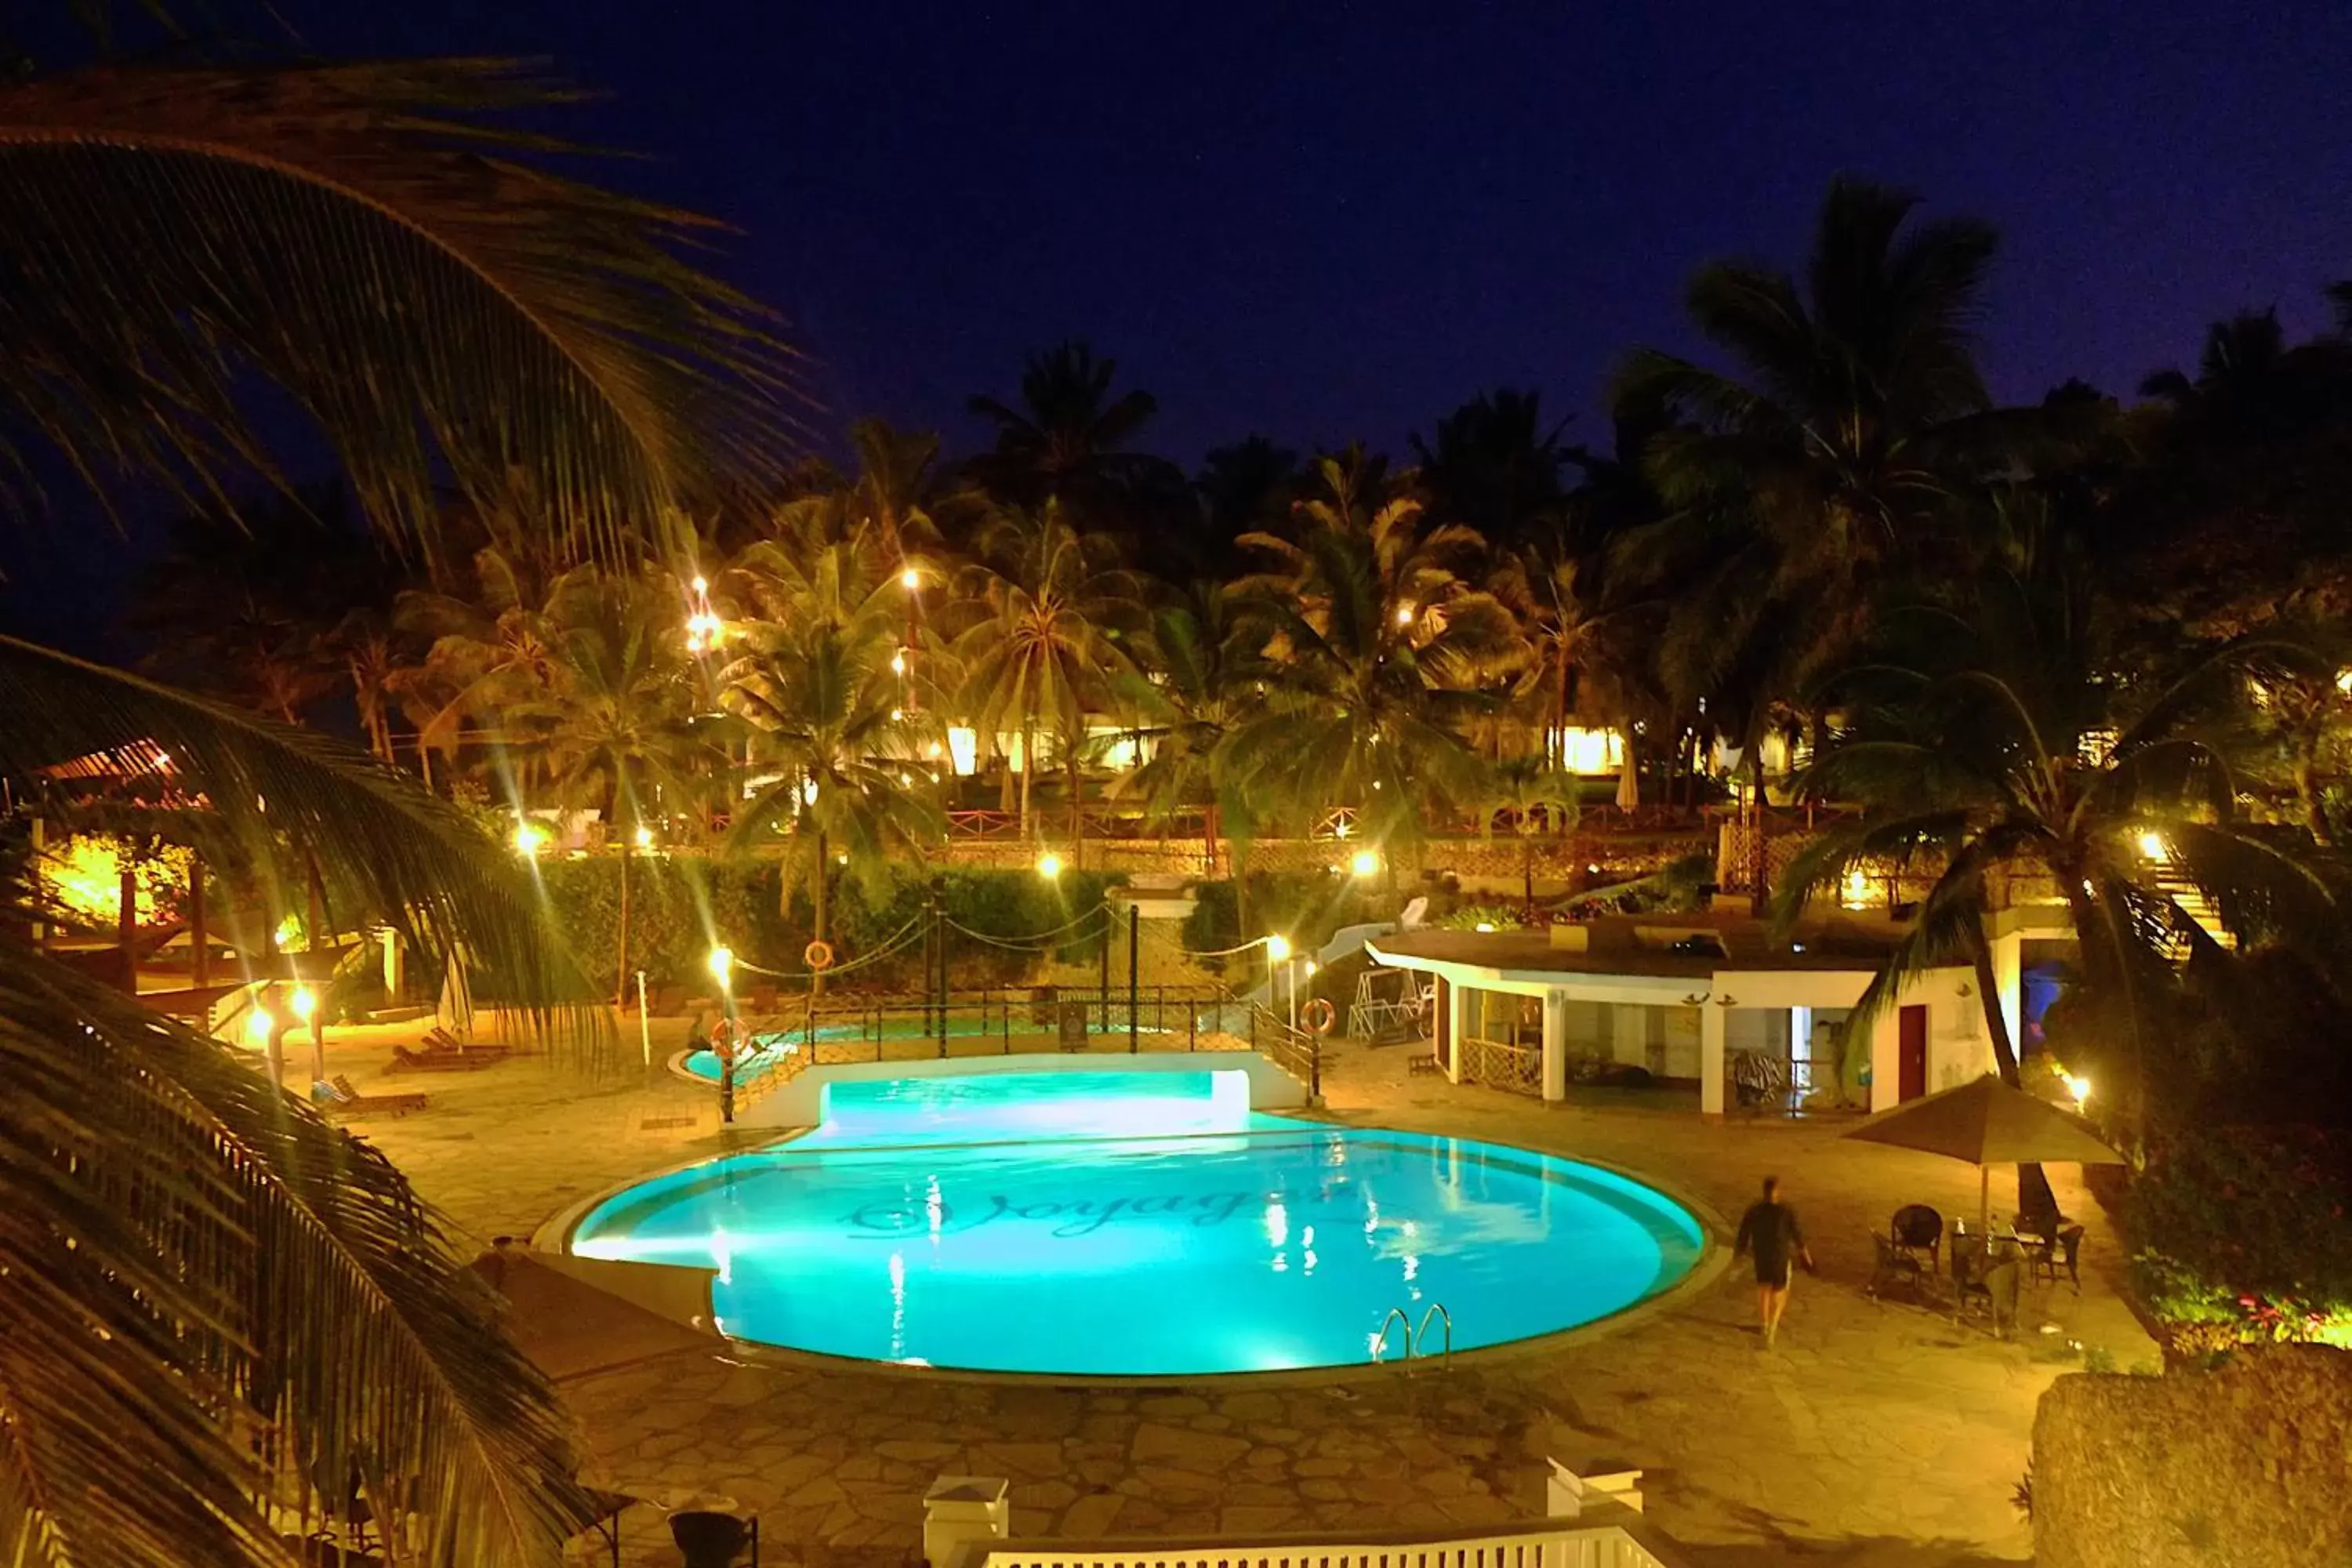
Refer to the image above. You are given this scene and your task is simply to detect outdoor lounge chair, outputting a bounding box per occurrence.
[1954,1243,2024,1337]
[1867,1232,1925,1301]
[321,1075,428,1118]
[2027,1223,2085,1291]
[388,1041,510,1073]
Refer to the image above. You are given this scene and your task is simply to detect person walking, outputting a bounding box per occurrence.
[1733,1174,1814,1346]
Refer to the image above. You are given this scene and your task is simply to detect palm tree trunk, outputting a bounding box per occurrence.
[1018,724,1035,839]
[812,828,829,1000]
[2293,745,2333,844]
[1068,742,1083,870]
[1747,747,1768,916]
[1523,834,1536,912]
[1971,924,2057,1220]
[1204,798,1219,878]
[615,844,632,1010]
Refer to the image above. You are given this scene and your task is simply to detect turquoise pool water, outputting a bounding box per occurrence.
[677,1020,1176,1082]
[571,1069,1705,1374]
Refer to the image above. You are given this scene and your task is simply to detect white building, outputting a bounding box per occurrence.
[1364,907,2070,1115]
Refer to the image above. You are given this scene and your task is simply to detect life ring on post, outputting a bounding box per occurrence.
[803,939,836,972]
[1301,997,1338,1036]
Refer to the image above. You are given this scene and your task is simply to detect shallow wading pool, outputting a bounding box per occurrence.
[569,1069,1704,1376]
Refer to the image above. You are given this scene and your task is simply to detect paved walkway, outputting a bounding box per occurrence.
[321,1021,2148,1566]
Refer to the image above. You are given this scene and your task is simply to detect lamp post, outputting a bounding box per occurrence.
[1263,933,1295,1032]
[708,945,736,1123]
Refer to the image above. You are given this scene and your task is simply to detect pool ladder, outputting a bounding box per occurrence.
[1370,1303,1454,1372]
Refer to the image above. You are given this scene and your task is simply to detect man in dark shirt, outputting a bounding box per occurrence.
[1733,1174,1813,1346]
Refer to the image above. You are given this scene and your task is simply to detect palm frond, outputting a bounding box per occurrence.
[0,58,808,560]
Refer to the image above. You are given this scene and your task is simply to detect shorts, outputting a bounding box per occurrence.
[1755,1258,1792,1289]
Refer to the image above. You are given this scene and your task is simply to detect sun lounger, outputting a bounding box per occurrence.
[321,1074,428,1118]
[388,1042,511,1073]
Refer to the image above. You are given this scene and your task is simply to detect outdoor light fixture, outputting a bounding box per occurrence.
[512,821,549,858]
[1036,851,1063,880]
[633,826,655,850]
[890,652,907,675]
[1264,934,1292,964]
[1349,849,1381,879]
[1394,603,1414,626]
[707,946,734,990]
[245,1007,275,1047]
[1475,922,1496,933]
[2136,829,2167,862]
[901,566,920,590]
[691,575,708,595]
[289,986,316,1023]
[2063,1072,2092,1107]
[891,708,904,721]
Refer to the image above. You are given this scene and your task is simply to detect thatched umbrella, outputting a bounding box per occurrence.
[1845,1073,2122,1240]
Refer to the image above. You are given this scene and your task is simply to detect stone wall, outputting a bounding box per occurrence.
[2031,1345,2352,1568]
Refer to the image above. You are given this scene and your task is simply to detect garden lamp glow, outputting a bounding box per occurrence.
[707,946,735,991]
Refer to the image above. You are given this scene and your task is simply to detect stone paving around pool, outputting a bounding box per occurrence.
[321,1018,2152,1566]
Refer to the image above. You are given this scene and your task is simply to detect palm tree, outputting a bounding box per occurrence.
[513,568,720,1004]
[1479,757,1581,911]
[392,547,572,786]
[722,609,944,988]
[1611,180,2040,760]
[967,340,1159,499]
[1490,525,1625,766]
[1223,449,1519,848]
[1411,388,1577,549]
[950,506,1142,848]
[1111,583,1269,873]
[1776,563,2339,1152]
[0,45,800,1568]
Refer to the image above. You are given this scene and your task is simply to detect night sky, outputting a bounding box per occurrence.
[6,0,2352,647]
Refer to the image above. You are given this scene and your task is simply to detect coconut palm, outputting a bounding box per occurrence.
[1612,178,2042,779]
[392,548,572,786]
[1479,757,1581,911]
[1490,525,1626,765]
[1411,387,1576,550]
[950,506,1143,847]
[1776,562,2341,1149]
[1223,449,1519,848]
[966,340,1167,511]
[1111,583,1269,872]
[512,568,723,1002]
[722,612,945,985]
[0,43,801,1568]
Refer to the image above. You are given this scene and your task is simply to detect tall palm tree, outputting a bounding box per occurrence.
[1612,179,2036,779]
[1479,757,1581,911]
[1411,388,1576,550]
[513,568,721,1003]
[950,506,1142,848]
[1223,449,1519,848]
[1490,525,1625,766]
[392,548,572,786]
[1777,563,2340,1151]
[722,612,944,986]
[0,43,801,1568]
[1111,583,1268,872]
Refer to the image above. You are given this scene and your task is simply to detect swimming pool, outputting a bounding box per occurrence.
[570,1069,1706,1375]
[676,1019,1179,1082]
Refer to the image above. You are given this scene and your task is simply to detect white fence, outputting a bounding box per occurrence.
[967,1519,1672,1568]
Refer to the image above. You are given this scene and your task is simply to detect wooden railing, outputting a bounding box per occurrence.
[971,1518,1673,1568]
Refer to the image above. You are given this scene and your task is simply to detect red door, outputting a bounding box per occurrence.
[1897,1005,1929,1101]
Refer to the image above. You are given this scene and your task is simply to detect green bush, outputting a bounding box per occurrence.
[1429,903,1526,931]
[2126,1124,2352,1349]
[1182,870,1383,967]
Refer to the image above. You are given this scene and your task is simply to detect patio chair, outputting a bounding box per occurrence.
[1867,1232,1923,1301]
[2027,1223,2085,1291]
[1954,1242,2024,1337]
[670,1510,758,1568]
[1890,1204,1944,1271]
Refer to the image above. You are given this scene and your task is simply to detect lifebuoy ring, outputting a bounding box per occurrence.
[804,939,836,971]
[1301,997,1338,1035]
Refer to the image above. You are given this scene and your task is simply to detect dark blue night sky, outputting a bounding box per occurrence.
[321,0,2352,461]
[5,0,2350,651]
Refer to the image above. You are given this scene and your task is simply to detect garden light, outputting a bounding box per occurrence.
[890,651,907,674]
[2136,829,2167,862]
[1349,848,1380,879]
[1036,851,1063,880]
[512,821,548,858]
[633,825,655,850]
[1395,604,1414,626]
[901,566,920,589]
[1264,934,1292,964]
[691,575,707,595]
[245,1007,275,1047]
[289,986,315,1023]
[1475,922,1496,933]
[707,946,734,990]
[2063,1073,2092,1107]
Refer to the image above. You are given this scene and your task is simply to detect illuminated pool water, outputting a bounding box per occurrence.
[570,1069,1705,1375]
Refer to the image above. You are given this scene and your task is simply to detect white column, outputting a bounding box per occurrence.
[1790,1005,1813,1099]
[1444,980,1468,1084]
[1700,999,1727,1116]
[1869,1008,1902,1112]
[1541,991,1569,1102]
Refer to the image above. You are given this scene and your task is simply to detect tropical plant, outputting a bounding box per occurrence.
[391,547,571,786]
[1490,524,1626,764]
[1479,757,1581,910]
[1612,177,2040,786]
[1110,583,1269,871]
[0,42,800,1568]
[1411,387,1576,548]
[722,607,945,985]
[965,340,1170,514]
[1223,448,1516,848]
[1775,561,2342,1149]
[949,506,1143,845]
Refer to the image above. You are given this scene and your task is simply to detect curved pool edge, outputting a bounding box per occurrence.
[526,1104,1726,1388]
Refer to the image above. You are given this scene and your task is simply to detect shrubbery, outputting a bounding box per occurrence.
[1181,870,1385,975]
[2126,1124,2352,1352]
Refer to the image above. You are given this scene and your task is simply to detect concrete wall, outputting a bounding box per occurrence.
[2032,1346,2352,1568]
[739,1047,1308,1127]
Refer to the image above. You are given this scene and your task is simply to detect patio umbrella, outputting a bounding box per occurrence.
[1615,757,1639,812]
[1844,1073,2122,1239]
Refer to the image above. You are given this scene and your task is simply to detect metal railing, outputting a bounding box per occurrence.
[971,1516,1675,1568]
[1247,1003,1323,1100]
[747,989,1247,1068]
